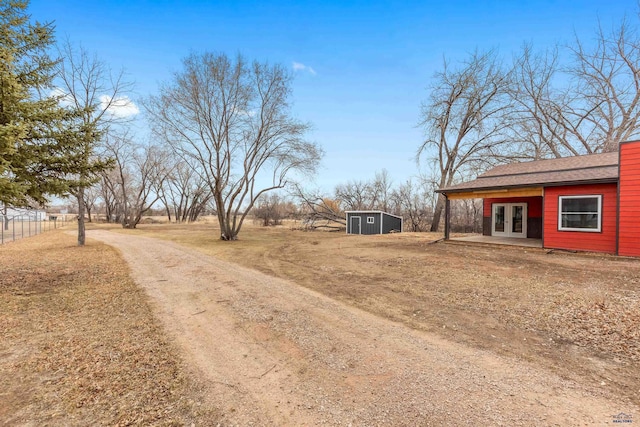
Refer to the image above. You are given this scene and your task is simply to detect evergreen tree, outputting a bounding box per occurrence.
[0,0,102,210]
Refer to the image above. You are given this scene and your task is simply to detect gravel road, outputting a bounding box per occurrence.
[89,229,637,426]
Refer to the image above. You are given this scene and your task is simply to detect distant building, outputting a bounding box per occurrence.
[345,211,403,235]
[1,206,47,221]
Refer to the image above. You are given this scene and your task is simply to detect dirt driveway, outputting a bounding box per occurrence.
[89,229,637,425]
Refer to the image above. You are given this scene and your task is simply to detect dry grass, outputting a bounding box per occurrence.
[0,229,218,426]
[4,218,639,418]
[126,220,640,403]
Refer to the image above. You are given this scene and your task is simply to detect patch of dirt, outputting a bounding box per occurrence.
[0,230,218,425]
[201,228,640,405]
[88,228,639,425]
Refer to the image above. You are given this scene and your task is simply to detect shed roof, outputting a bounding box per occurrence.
[438,152,619,193]
[345,210,403,219]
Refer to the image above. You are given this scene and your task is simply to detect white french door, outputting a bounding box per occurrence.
[492,203,527,238]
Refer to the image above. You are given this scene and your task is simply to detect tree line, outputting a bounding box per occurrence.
[418,18,640,231]
[0,1,321,243]
[3,0,640,241]
[302,14,640,233]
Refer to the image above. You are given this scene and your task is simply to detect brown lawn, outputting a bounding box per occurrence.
[0,229,218,426]
[131,220,640,405]
[2,220,639,423]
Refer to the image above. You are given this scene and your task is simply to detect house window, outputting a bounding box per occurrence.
[367,216,375,224]
[558,195,602,232]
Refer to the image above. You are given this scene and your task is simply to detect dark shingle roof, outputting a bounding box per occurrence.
[439,152,619,193]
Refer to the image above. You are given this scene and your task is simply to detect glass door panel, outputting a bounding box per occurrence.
[492,203,527,238]
[494,206,505,232]
[511,205,523,233]
[492,204,507,236]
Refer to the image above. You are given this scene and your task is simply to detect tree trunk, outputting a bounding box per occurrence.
[104,202,112,223]
[120,198,129,228]
[77,187,86,246]
[430,193,446,232]
[218,210,239,240]
[219,221,238,240]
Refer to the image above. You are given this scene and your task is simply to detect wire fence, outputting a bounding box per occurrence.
[0,215,69,245]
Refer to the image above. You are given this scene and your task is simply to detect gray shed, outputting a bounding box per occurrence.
[345,211,403,235]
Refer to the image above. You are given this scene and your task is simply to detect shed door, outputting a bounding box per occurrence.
[350,216,361,234]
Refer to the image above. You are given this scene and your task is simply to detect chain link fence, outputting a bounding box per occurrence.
[0,214,69,245]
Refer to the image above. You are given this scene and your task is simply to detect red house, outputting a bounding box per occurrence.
[437,140,640,256]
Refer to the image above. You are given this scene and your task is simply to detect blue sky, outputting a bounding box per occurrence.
[29,0,637,192]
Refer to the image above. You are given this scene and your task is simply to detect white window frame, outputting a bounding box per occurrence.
[558,195,602,232]
[367,216,375,224]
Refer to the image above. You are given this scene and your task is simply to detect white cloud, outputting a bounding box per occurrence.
[49,87,75,108]
[50,88,140,119]
[292,61,316,75]
[100,95,140,118]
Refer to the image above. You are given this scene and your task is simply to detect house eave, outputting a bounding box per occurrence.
[438,178,618,199]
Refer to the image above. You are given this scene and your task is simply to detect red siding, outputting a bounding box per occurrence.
[619,141,640,256]
[543,184,617,254]
[483,197,543,217]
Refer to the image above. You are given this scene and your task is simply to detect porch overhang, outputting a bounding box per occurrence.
[442,186,543,200]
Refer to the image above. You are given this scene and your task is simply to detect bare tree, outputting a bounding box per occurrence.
[157,158,211,223]
[508,44,575,159]
[103,132,167,229]
[389,178,433,232]
[334,169,393,212]
[509,18,640,158]
[56,41,134,245]
[293,185,345,231]
[127,145,168,228]
[418,50,512,231]
[416,14,640,226]
[99,167,122,223]
[252,193,287,226]
[82,185,101,222]
[449,199,483,233]
[334,180,373,211]
[565,19,640,152]
[146,53,322,240]
[371,169,393,212]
